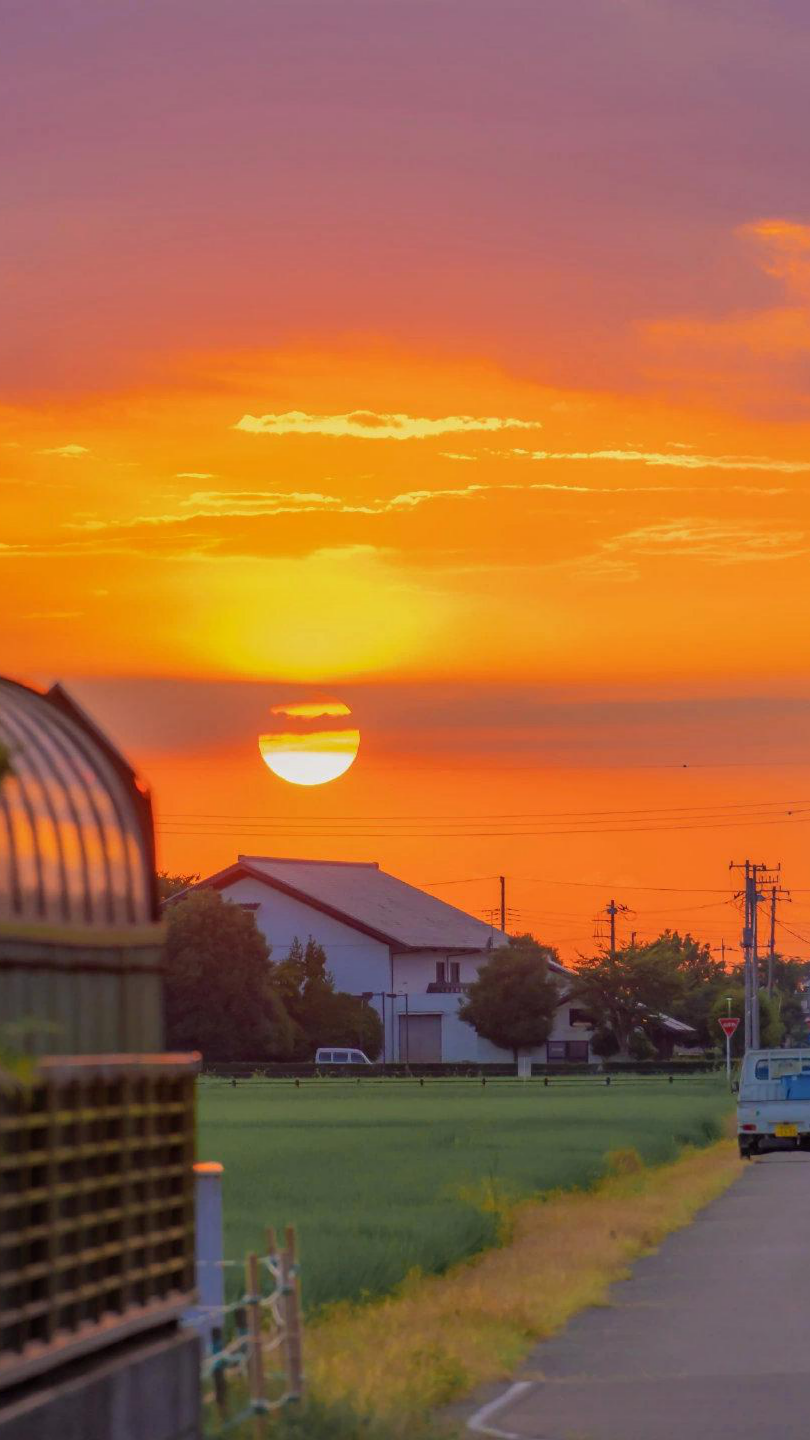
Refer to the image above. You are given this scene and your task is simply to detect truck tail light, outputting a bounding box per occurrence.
[741,1123,756,1131]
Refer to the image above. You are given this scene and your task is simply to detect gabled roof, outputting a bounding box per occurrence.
[193,854,511,953]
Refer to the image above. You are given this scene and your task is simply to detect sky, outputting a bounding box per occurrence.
[4,1,810,958]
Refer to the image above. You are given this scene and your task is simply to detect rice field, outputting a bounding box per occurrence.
[197,1075,732,1313]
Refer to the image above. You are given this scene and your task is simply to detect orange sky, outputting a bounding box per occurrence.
[5,3,810,959]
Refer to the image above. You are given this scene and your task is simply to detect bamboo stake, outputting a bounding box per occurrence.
[245,1252,267,1439]
[284,1224,304,1401]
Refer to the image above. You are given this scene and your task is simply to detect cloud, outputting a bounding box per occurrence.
[440,452,478,461]
[176,471,218,479]
[528,448,810,474]
[743,218,810,301]
[233,409,541,440]
[65,484,490,530]
[604,518,807,565]
[37,443,89,457]
[62,464,793,543]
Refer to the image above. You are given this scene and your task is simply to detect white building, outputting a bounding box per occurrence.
[191,855,593,1064]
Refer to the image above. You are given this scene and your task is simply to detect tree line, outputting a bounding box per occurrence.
[460,930,808,1060]
[159,875,808,1063]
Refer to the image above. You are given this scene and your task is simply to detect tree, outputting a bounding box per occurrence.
[158,870,200,903]
[507,932,562,966]
[767,955,810,1045]
[164,888,295,1060]
[458,944,559,1060]
[709,986,783,1057]
[650,931,727,1046]
[269,937,383,1060]
[571,944,685,1057]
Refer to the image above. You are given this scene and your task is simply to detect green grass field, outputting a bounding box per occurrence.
[197,1076,732,1313]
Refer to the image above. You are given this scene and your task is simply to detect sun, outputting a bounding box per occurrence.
[258,700,360,786]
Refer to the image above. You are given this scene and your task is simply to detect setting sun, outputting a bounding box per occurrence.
[258,700,360,786]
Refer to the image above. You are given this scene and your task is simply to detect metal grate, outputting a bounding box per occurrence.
[0,1056,197,1390]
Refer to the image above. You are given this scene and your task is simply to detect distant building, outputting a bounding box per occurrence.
[189,855,594,1063]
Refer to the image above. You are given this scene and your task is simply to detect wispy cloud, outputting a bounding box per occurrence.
[176,471,218,479]
[234,409,541,440]
[37,443,89,458]
[604,518,807,565]
[528,447,810,474]
[440,452,478,461]
[66,485,491,530]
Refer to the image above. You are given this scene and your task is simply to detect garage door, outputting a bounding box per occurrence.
[399,1014,442,1062]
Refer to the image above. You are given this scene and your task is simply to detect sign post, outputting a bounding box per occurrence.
[719,1016,740,1086]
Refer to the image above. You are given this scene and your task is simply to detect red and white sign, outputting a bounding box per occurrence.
[719,1017,740,1038]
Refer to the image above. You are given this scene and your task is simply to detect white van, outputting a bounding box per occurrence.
[315,1047,372,1066]
[737,1048,810,1158]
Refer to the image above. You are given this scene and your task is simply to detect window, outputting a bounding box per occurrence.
[569,1008,590,1028]
[449,961,460,984]
[334,1051,349,1063]
[754,1059,769,1080]
[435,960,446,984]
[547,1040,590,1063]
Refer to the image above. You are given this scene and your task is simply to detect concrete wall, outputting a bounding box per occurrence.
[0,1328,200,1440]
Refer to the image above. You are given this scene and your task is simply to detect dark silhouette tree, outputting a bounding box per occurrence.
[270,937,383,1059]
[157,870,200,903]
[164,888,295,1060]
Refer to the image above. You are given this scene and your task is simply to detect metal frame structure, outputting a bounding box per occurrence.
[0,675,199,1420]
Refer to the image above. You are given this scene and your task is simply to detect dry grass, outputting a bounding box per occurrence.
[305,1140,742,1420]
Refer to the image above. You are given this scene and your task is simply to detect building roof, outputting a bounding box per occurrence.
[196,854,514,953]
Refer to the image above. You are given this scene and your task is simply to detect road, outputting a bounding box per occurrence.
[465,1153,810,1440]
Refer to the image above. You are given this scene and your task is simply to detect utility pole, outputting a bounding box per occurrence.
[766,882,791,998]
[593,898,630,956]
[730,860,781,1052]
[499,875,506,933]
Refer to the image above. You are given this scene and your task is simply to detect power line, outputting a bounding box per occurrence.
[157,810,810,842]
[157,796,810,822]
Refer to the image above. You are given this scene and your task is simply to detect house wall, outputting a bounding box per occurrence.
[218,879,592,1064]
[389,961,591,1063]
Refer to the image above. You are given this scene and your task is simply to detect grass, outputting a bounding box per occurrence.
[305,1139,742,1421]
[197,1075,733,1313]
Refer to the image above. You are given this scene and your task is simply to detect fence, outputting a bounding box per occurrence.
[202,1058,721,1079]
[186,1226,304,1440]
[0,1054,197,1392]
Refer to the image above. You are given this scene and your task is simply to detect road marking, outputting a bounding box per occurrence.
[468,1381,534,1438]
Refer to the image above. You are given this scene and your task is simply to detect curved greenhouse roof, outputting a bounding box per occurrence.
[0,676,157,931]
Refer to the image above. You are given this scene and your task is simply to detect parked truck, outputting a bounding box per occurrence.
[737,1048,810,1157]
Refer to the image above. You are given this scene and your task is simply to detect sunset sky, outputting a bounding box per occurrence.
[5,1,810,957]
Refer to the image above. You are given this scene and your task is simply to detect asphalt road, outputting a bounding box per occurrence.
[465,1153,810,1440]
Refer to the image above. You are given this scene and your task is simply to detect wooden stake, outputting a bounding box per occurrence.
[284,1224,304,1401]
[245,1252,267,1439]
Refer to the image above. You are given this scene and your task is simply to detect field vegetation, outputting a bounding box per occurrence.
[198,1075,732,1312]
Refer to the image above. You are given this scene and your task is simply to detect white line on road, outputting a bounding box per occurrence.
[467,1380,534,1439]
